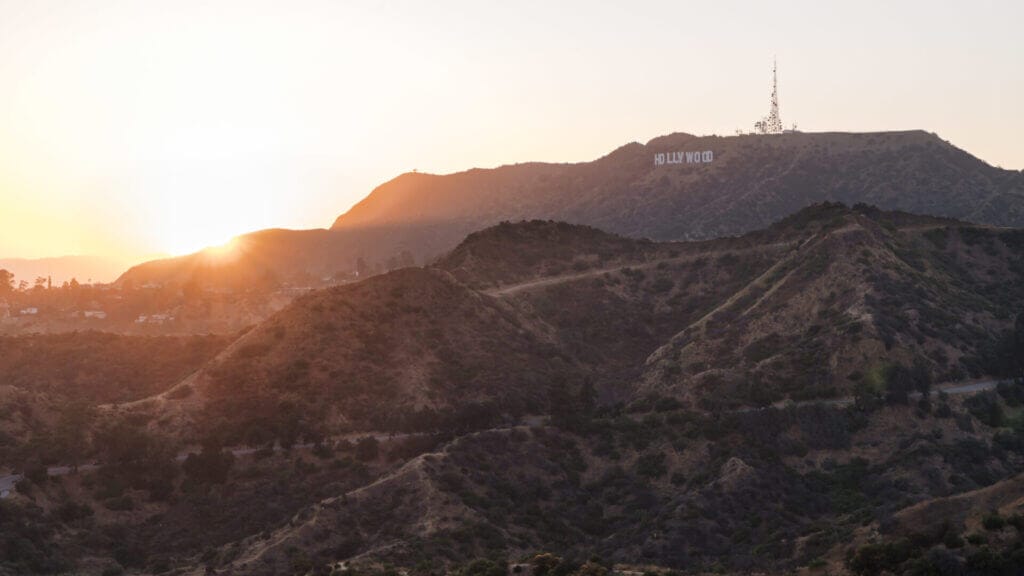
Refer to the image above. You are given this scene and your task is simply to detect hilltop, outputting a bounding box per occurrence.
[335,131,1024,239]
[118,130,1024,291]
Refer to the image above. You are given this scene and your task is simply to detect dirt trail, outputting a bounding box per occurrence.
[484,241,797,297]
[733,379,1003,413]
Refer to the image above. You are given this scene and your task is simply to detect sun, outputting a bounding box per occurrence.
[197,237,244,263]
[146,189,271,257]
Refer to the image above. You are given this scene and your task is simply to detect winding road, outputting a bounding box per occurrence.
[482,241,798,298]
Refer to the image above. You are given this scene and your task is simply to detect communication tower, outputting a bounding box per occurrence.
[754,59,785,135]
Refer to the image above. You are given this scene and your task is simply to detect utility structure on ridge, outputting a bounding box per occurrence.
[754,59,785,135]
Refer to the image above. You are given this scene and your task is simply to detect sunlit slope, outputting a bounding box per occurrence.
[336,130,1024,238]
[120,131,1024,290]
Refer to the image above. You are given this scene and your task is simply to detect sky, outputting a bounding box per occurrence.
[1,0,1021,262]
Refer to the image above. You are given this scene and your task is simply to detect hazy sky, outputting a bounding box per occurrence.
[1,0,1021,261]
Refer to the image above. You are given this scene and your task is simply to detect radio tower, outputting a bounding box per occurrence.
[754,58,784,135]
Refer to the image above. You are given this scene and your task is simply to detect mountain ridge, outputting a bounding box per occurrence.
[118,130,1024,291]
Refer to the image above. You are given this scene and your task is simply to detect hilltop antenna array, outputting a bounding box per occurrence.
[754,58,785,135]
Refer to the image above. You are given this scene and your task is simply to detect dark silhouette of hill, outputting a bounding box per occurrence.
[117,131,1024,290]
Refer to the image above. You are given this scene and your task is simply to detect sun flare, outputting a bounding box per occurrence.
[197,237,243,263]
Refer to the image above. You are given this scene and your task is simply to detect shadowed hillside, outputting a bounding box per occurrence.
[165,268,582,446]
[130,205,1024,448]
[12,206,1024,576]
[640,204,1024,408]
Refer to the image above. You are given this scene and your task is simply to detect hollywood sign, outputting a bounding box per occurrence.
[654,150,714,166]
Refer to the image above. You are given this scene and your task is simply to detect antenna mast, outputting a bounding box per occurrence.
[754,58,784,134]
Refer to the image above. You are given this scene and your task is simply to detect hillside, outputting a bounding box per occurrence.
[125,205,1024,446]
[437,207,1024,407]
[640,204,1024,407]
[335,131,1024,239]
[0,332,234,468]
[117,130,1024,291]
[7,205,1024,576]
[146,267,581,446]
[207,393,1024,575]
[0,332,234,404]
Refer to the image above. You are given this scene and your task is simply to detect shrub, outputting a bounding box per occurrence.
[983,512,1006,531]
[355,437,380,462]
[965,393,1005,427]
[55,501,94,523]
[104,495,135,512]
[182,445,235,484]
[847,540,914,575]
[636,452,667,478]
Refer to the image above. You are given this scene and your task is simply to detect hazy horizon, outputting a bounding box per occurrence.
[2,0,1021,262]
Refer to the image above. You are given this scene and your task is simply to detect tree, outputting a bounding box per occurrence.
[93,419,177,500]
[355,436,379,462]
[884,363,929,405]
[885,366,910,404]
[0,269,13,293]
[53,401,95,469]
[182,442,235,484]
[457,559,507,576]
[529,553,562,576]
[573,562,608,576]
[355,257,370,278]
[182,277,202,302]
